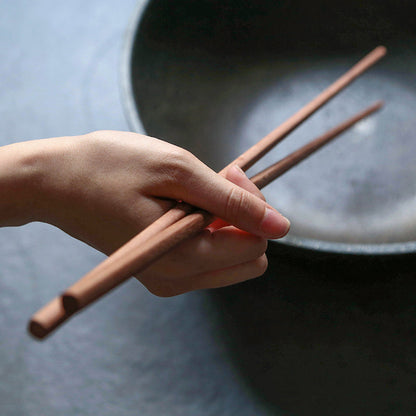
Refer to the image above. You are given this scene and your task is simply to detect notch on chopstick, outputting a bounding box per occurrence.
[28,46,387,339]
[29,100,384,339]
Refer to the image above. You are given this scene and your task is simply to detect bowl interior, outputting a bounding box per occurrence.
[127,0,416,250]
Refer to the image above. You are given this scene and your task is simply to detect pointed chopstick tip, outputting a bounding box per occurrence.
[372,99,385,111]
[375,45,387,57]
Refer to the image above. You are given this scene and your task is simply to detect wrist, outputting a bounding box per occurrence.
[0,138,70,226]
[0,141,39,225]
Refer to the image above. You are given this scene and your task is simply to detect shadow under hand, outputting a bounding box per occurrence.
[209,245,416,415]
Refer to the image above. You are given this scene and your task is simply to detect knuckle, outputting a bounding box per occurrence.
[85,130,114,140]
[224,188,248,220]
[159,147,194,184]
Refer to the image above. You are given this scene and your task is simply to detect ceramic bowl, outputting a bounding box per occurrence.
[122,0,416,254]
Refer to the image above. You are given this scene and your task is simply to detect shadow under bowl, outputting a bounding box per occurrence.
[122,0,416,254]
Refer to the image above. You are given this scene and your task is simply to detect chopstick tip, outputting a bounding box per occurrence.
[373,99,385,110]
[375,45,387,56]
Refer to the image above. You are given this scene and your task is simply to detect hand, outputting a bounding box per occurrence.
[0,131,290,296]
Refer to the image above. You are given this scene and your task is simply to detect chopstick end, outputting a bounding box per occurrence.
[27,320,49,340]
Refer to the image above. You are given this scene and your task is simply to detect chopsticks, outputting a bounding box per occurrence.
[28,46,386,339]
[249,100,383,189]
[224,46,386,171]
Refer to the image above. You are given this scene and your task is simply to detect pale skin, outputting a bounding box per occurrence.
[0,131,290,296]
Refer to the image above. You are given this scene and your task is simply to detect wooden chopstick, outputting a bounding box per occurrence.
[28,100,383,339]
[250,100,384,188]
[28,47,386,339]
[225,46,386,171]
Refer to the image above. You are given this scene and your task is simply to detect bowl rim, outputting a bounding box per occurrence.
[119,0,416,255]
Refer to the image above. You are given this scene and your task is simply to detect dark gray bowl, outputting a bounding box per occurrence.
[121,0,416,254]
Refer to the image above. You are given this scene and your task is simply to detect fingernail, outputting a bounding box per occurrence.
[261,208,290,238]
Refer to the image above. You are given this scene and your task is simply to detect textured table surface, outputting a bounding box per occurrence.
[1,2,416,416]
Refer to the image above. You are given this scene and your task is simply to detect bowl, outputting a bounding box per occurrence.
[121,0,416,254]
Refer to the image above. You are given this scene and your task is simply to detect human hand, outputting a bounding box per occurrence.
[0,131,290,295]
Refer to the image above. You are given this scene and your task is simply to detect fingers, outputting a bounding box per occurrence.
[144,255,268,297]
[209,165,266,231]
[136,161,274,297]
[154,152,290,239]
[222,165,265,201]
[192,170,289,239]
[183,254,268,292]
[138,225,267,280]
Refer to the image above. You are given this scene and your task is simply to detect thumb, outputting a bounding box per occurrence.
[176,160,290,239]
[209,165,266,231]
